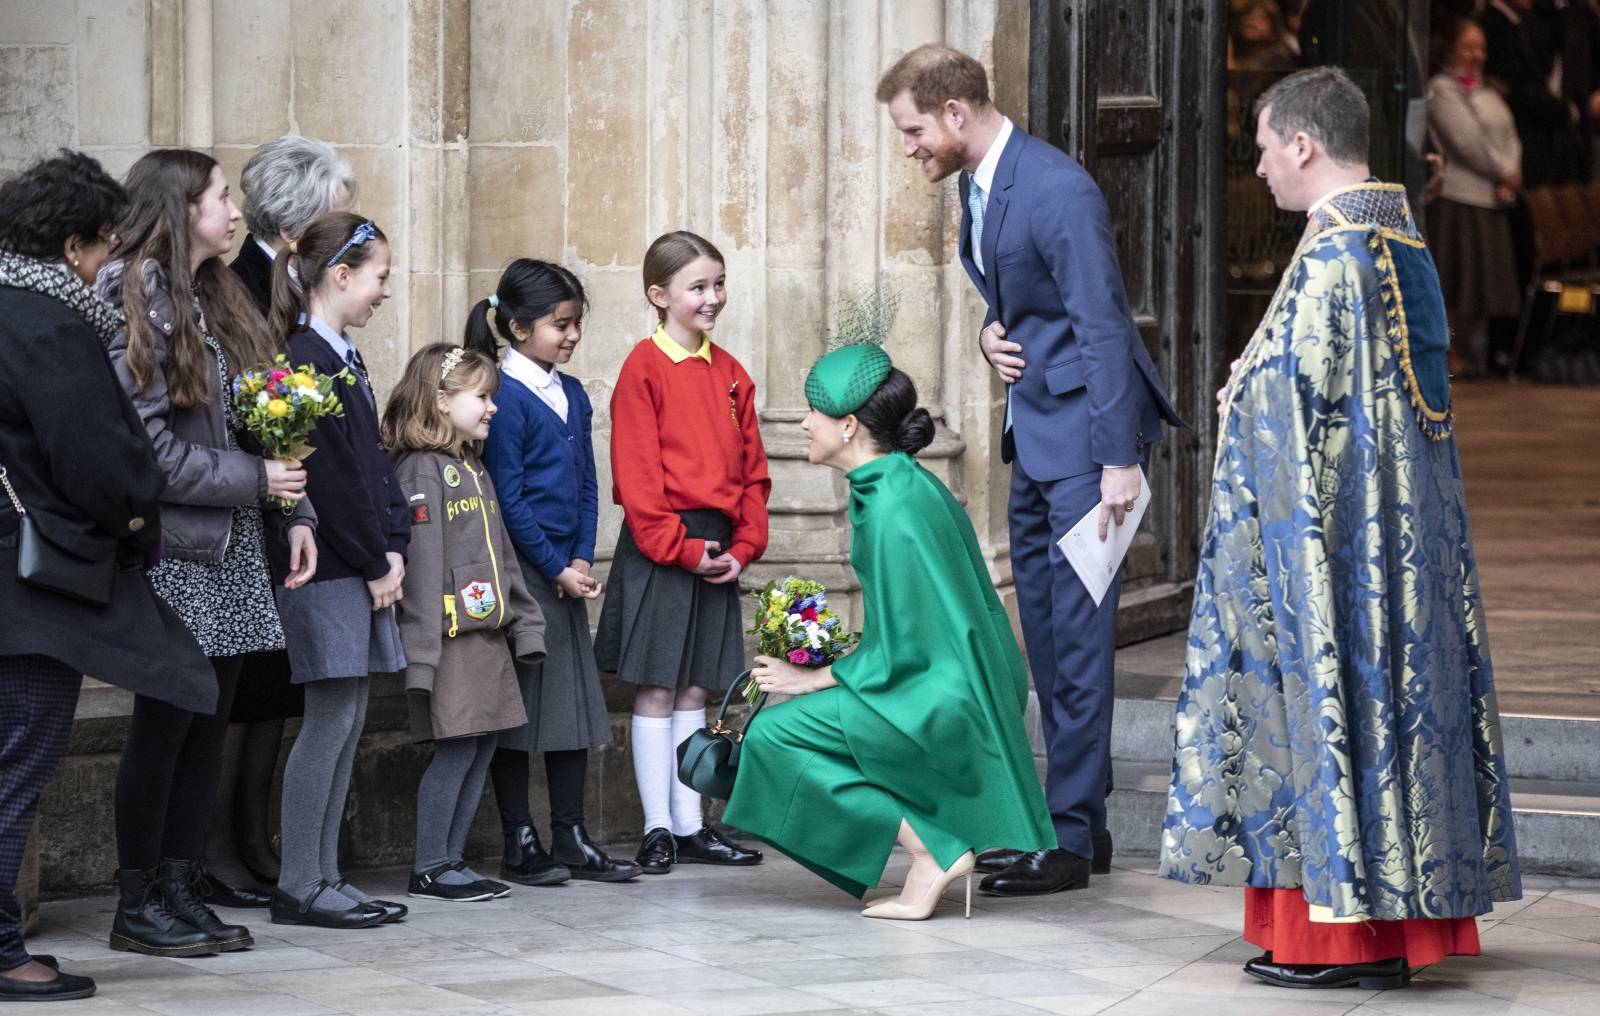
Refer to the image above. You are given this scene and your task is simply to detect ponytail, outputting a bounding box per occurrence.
[266,244,308,341]
[462,298,500,360]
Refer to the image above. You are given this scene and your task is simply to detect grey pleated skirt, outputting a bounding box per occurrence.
[498,560,613,752]
[594,509,746,691]
[275,576,406,683]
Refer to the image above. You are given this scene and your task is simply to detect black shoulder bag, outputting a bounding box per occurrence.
[1,464,116,607]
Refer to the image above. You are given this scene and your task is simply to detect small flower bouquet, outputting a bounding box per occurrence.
[744,577,860,702]
[232,354,350,507]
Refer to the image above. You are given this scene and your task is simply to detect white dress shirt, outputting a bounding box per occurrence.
[970,116,1015,275]
[502,347,568,423]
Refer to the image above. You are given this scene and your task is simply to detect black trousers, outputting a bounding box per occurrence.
[490,747,587,829]
[0,655,82,971]
[114,655,242,870]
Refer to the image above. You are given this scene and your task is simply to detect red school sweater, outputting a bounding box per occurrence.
[608,330,771,571]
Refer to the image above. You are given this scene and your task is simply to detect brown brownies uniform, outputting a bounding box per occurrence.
[391,450,544,742]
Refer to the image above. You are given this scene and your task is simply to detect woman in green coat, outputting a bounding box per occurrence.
[723,345,1055,920]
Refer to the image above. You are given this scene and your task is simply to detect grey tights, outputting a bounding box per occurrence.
[414,734,496,884]
[277,675,370,910]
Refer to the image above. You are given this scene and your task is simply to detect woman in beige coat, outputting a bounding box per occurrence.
[384,344,545,902]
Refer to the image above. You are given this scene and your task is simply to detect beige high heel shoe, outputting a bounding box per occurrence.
[861,851,975,921]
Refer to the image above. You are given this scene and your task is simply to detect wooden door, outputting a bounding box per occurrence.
[1028,0,1227,643]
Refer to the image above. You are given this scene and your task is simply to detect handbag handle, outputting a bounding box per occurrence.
[0,465,26,517]
[707,670,767,742]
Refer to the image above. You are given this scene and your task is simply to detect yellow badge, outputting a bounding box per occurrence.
[443,464,461,488]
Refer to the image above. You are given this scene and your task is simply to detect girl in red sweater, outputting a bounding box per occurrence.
[596,231,770,874]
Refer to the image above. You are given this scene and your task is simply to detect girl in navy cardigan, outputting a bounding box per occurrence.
[265,212,410,928]
[467,260,640,883]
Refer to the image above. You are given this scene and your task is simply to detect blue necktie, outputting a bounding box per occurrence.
[970,182,1012,431]
[968,183,986,273]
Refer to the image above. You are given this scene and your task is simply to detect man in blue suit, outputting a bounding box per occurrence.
[879,45,1183,895]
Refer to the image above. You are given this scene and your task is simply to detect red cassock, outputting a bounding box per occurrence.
[1244,888,1482,967]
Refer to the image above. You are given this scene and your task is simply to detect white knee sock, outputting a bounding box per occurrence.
[670,709,707,836]
[631,714,675,834]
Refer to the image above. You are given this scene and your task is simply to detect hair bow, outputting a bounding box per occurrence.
[327,220,377,268]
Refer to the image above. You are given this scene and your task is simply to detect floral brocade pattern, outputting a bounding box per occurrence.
[1158,185,1521,921]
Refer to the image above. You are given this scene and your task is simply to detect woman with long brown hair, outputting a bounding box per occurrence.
[97,149,317,957]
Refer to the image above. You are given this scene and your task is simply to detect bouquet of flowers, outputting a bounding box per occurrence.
[745,577,860,702]
[232,354,350,507]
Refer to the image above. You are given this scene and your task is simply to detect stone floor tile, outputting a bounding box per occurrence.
[578,963,773,994]
[373,956,560,986]
[439,974,625,1004]
[137,990,339,1016]
[793,975,986,1007]
[933,967,1134,999]
[1504,916,1600,944]
[498,998,695,1016]
[520,947,710,975]
[881,999,1064,1015]
[1007,994,1136,1015]
[649,986,844,1015]
[1478,922,1600,970]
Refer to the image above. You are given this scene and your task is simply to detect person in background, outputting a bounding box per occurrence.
[1427,16,1524,376]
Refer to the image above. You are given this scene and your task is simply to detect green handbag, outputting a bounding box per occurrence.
[675,671,768,800]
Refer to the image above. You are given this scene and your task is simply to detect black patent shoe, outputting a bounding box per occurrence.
[978,831,1113,875]
[1243,953,1411,990]
[158,859,254,951]
[109,867,220,957]
[979,848,1091,896]
[0,965,96,1002]
[635,827,676,874]
[674,826,763,866]
[408,864,498,902]
[332,879,408,923]
[193,864,272,910]
[501,823,571,886]
[551,823,642,882]
[270,881,386,928]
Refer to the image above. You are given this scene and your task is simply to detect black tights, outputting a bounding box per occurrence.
[489,747,586,829]
[114,655,242,870]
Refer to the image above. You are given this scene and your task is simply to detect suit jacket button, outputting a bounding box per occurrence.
[128,517,146,533]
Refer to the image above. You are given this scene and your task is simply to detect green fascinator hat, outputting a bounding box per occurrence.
[804,343,893,418]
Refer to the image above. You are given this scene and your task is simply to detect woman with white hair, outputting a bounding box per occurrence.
[191,136,357,910]
[231,135,357,312]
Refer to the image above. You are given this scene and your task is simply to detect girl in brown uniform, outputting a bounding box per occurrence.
[383,344,546,901]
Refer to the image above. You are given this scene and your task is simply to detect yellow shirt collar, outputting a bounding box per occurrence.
[651,324,713,364]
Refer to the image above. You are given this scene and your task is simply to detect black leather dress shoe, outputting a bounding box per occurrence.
[978,831,1113,875]
[1243,953,1410,990]
[332,879,408,923]
[270,882,386,928]
[0,967,96,1002]
[194,866,272,909]
[674,826,763,866]
[501,823,571,886]
[552,823,642,882]
[979,848,1091,896]
[636,827,676,874]
[408,865,497,902]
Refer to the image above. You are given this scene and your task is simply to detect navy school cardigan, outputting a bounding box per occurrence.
[481,369,598,581]
[267,324,410,584]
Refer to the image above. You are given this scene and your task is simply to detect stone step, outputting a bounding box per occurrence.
[1098,759,1600,878]
[1030,691,1600,780]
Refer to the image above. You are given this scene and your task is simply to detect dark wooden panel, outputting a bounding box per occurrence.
[1090,0,1160,97]
[1094,97,1163,155]
[1097,152,1156,317]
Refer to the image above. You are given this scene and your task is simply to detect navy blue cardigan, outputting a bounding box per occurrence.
[482,370,598,580]
[269,325,409,583]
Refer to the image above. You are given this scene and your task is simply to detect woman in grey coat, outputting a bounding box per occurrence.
[98,149,317,959]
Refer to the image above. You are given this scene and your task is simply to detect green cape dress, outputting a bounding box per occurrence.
[723,451,1056,896]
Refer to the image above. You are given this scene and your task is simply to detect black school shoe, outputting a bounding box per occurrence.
[0,966,96,1002]
[1243,954,1411,990]
[408,864,497,902]
[501,823,571,886]
[331,879,408,923]
[193,864,272,909]
[673,826,763,866]
[270,881,386,929]
[978,830,1114,875]
[551,822,642,882]
[635,827,676,874]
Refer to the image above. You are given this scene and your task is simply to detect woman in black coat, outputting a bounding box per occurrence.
[0,152,215,1002]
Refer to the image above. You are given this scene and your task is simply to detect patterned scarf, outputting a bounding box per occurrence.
[0,250,125,348]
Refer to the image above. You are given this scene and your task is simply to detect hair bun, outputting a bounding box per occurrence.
[894,407,935,455]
